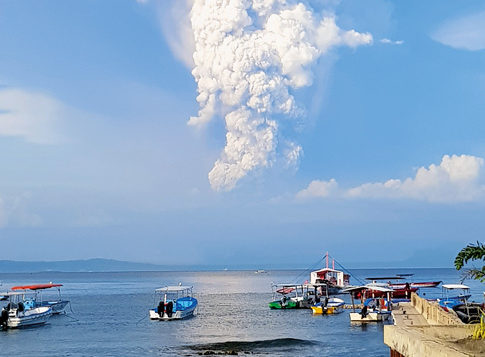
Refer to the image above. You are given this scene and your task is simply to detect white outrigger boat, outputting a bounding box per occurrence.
[0,292,52,329]
[11,283,69,314]
[344,284,393,323]
[149,286,197,321]
[310,252,351,295]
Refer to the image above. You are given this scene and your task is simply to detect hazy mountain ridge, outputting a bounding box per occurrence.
[0,258,168,273]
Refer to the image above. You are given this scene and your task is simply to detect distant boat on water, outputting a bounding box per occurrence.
[255,270,267,274]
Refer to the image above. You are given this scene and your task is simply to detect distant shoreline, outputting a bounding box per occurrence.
[0,266,454,275]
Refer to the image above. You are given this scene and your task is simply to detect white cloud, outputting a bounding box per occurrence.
[431,11,485,51]
[0,88,69,144]
[297,155,485,203]
[380,38,403,45]
[188,0,372,191]
[0,192,42,228]
[159,0,195,69]
[296,178,338,199]
[0,197,6,228]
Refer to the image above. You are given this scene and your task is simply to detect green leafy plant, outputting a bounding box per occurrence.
[455,241,485,282]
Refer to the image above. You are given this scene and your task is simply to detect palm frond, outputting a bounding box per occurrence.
[455,241,485,271]
[461,267,485,283]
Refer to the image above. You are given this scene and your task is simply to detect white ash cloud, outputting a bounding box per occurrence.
[297,154,485,203]
[380,38,403,45]
[431,11,485,51]
[0,88,67,144]
[0,196,6,228]
[189,0,372,191]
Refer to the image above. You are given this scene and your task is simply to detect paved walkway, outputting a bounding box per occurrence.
[392,302,429,327]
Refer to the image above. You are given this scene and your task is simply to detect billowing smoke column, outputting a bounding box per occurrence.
[189,0,372,191]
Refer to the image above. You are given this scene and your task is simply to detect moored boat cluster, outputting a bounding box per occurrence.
[268,252,482,325]
[1,252,482,331]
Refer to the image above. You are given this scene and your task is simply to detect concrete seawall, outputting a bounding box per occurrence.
[384,293,485,357]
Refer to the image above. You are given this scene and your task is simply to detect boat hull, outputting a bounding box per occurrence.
[149,297,198,321]
[269,300,298,309]
[312,305,342,314]
[311,298,345,314]
[40,300,69,314]
[7,307,52,328]
[390,281,442,289]
[149,305,196,320]
[350,311,391,323]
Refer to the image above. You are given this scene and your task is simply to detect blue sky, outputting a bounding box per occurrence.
[1,0,485,268]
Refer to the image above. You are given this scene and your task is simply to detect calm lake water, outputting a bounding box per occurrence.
[0,268,482,356]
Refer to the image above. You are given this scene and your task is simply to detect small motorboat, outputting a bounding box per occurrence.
[438,284,481,324]
[11,283,69,314]
[255,270,268,274]
[268,284,313,309]
[0,292,52,329]
[149,286,197,321]
[349,298,392,323]
[311,297,345,315]
[344,285,393,323]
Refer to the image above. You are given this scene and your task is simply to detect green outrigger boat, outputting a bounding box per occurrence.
[268,299,298,309]
[269,284,313,309]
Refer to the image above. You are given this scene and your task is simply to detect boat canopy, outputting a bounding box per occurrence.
[365,284,394,292]
[156,286,193,292]
[11,283,63,291]
[276,287,295,294]
[442,284,470,290]
[271,283,305,287]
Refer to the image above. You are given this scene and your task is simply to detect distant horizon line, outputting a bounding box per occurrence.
[0,257,454,273]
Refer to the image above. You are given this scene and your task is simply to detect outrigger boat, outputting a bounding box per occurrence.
[310,282,344,314]
[389,281,442,289]
[11,283,69,314]
[438,284,482,324]
[310,252,350,295]
[255,270,268,274]
[0,291,52,329]
[344,284,393,323]
[311,297,345,315]
[366,277,418,299]
[269,284,313,309]
[149,286,197,321]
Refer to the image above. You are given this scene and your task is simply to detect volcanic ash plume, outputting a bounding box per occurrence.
[189,0,372,191]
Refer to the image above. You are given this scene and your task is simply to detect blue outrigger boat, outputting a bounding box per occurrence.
[438,284,482,324]
[11,283,69,314]
[149,286,197,321]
